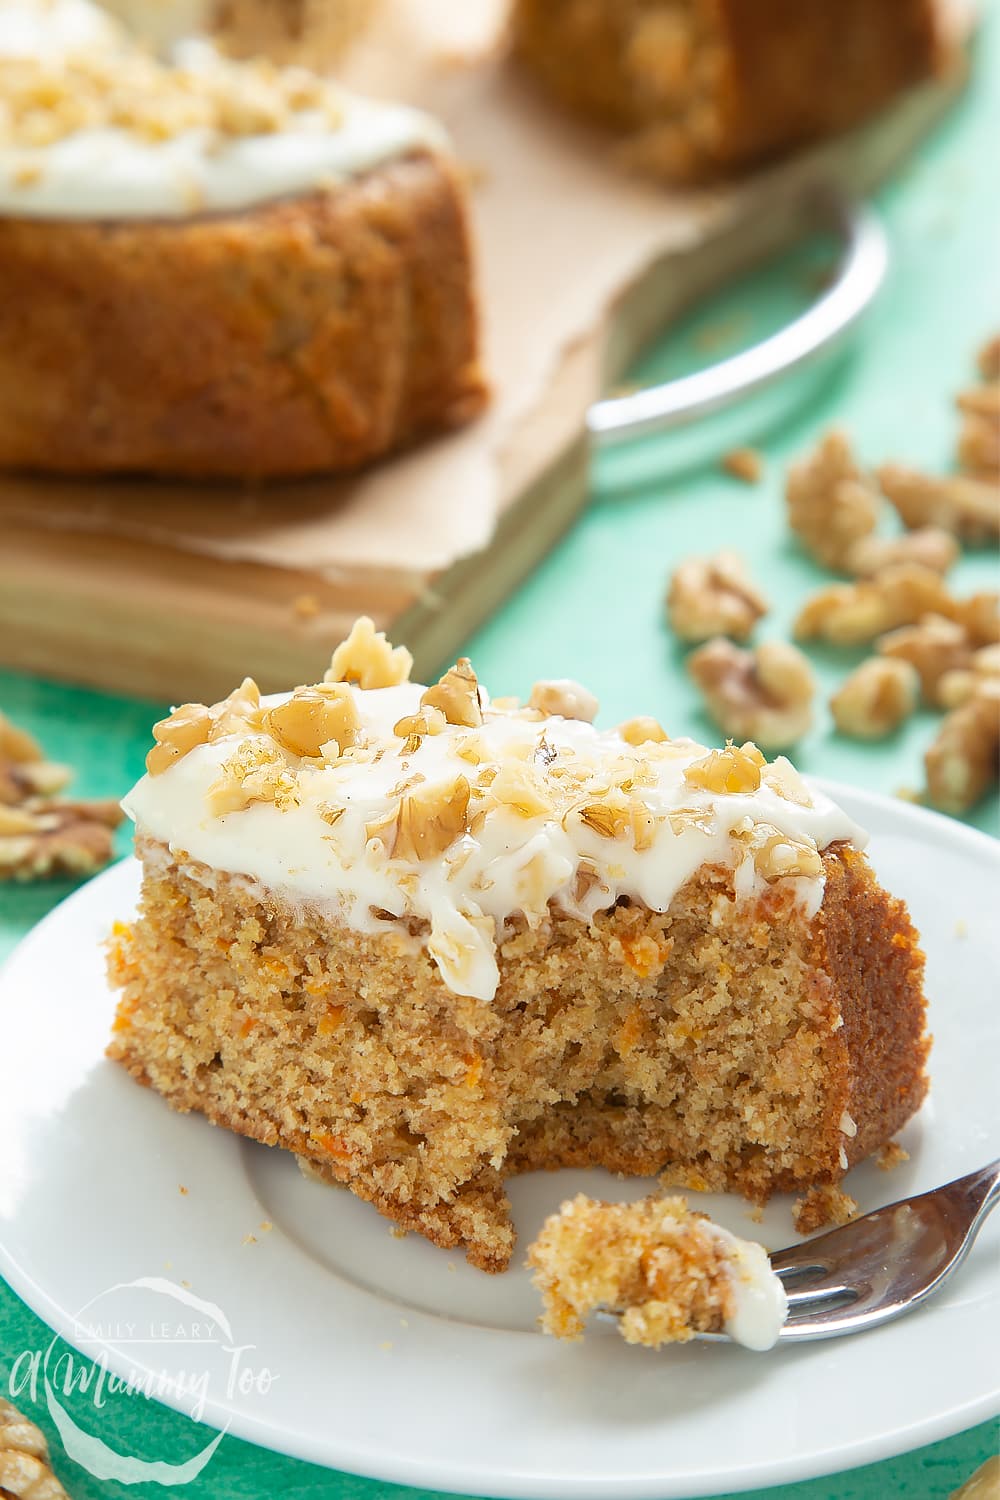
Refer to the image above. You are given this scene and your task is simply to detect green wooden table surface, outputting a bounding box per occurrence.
[1,15,998,1499]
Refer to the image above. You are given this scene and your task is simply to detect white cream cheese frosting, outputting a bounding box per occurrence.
[706,1223,789,1351]
[0,2,445,219]
[123,638,867,1003]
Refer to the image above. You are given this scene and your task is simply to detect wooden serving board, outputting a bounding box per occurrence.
[0,9,971,703]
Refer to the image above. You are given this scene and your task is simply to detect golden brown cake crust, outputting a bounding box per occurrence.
[0,151,486,480]
[108,835,929,1271]
[511,0,944,180]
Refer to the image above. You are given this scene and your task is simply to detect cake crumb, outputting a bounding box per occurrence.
[379,1340,393,1352]
[745,1204,764,1224]
[721,447,764,484]
[399,1318,409,1328]
[447,1261,457,1273]
[242,1233,258,1246]
[181,1280,191,1289]
[954,919,969,939]
[389,1225,407,1240]
[877,1141,910,1172]
[895,786,922,804]
[793,1185,859,1235]
[178,1184,188,1195]
[259,1220,273,1232]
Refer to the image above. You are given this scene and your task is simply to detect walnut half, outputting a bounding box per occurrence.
[666,551,769,643]
[687,638,815,750]
[924,679,1000,814]
[879,464,1000,545]
[785,430,880,570]
[830,658,919,740]
[794,564,953,647]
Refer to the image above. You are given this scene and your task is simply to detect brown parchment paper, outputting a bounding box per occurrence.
[0,0,970,578]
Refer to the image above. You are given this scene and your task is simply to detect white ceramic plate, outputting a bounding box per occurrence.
[0,783,997,1499]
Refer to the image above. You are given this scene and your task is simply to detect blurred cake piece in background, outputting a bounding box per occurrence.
[511,0,948,182]
[100,0,377,62]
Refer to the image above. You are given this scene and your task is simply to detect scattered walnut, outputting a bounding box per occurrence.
[845,526,959,578]
[785,430,881,570]
[924,679,1000,814]
[325,616,413,690]
[956,384,1000,480]
[263,685,359,759]
[0,1393,69,1499]
[938,644,1000,710]
[977,333,1000,381]
[206,739,299,816]
[666,551,769,643]
[830,658,919,739]
[876,615,973,707]
[528,678,599,722]
[393,707,447,740]
[736,819,824,881]
[684,741,765,795]
[146,701,212,775]
[721,446,763,483]
[953,590,1000,647]
[367,776,471,860]
[421,659,483,727]
[794,564,953,647]
[879,464,1000,544]
[687,639,815,750]
[0,797,123,882]
[618,716,669,747]
[0,710,42,765]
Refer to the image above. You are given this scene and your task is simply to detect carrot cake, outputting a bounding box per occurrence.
[528,1193,787,1349]
[108,619,929,1271]
[511,0,947,182]
[0,1,485,479]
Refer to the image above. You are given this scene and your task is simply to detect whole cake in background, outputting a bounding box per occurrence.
[108,618,929,1272]
[512,0,948,181]
[0,0,485,480]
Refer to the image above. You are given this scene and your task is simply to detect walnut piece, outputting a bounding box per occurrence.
[528,678,599,722]
[367,776,471,861]
[0,1394,69,1498]
[721,446,763,483]
[845,527,959,578]
[421,659,483,727]
[938,644,1000,710]
[206,739,299,816]
[489,761,553,819]
[325,615,413,690]
[618,716,669,747]
[687,639,815,750]
[956,383,1000,481]
[924,679,1000,814]
[953,590,1000,647]
[879,464,1000,544]
[666,551,769,643]
[393,706,447,740]
[830,658,919,739]
[735,819,824,881]
[876,615,973,708]
[264,684,358,759]
[684,741,765,795]
[146,701,212,775]
[794,564,953,647]
[978,333,1000,381]
[785,430,880,570]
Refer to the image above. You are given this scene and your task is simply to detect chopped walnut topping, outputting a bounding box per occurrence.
[876,616,972,708]
[210,676,262,738]
[618,716,669,747]
[763,756,813,806]
[735,819,824,881]
[489,761,553,819]
[785,430,880,570]
[264,684,359,759]
[367,776,471,861]
[393,706,447,740]
[528,679,599,722]
[938,644,1000,711]
[684,741,765,795]
[325,616,412,691]
[721,446,764,483]
[666,551,769,643]
[146,701,212,775]
[846,527,959,578]
[576,796,632,840]
[421,659,483,727]
[687,639,815,750]
[794,564,954,647]
[879,464,1000,544]
[830,658,919,739]
[953,591,1000,647]
[206,738,299,816]
[924,679,1000,814]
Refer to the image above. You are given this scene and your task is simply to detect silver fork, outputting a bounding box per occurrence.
[752,1159,1000,1343]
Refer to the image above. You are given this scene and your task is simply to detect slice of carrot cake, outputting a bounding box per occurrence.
[0,3,485,479]
[528,1193,788,1349]
[108,618,929,1271]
